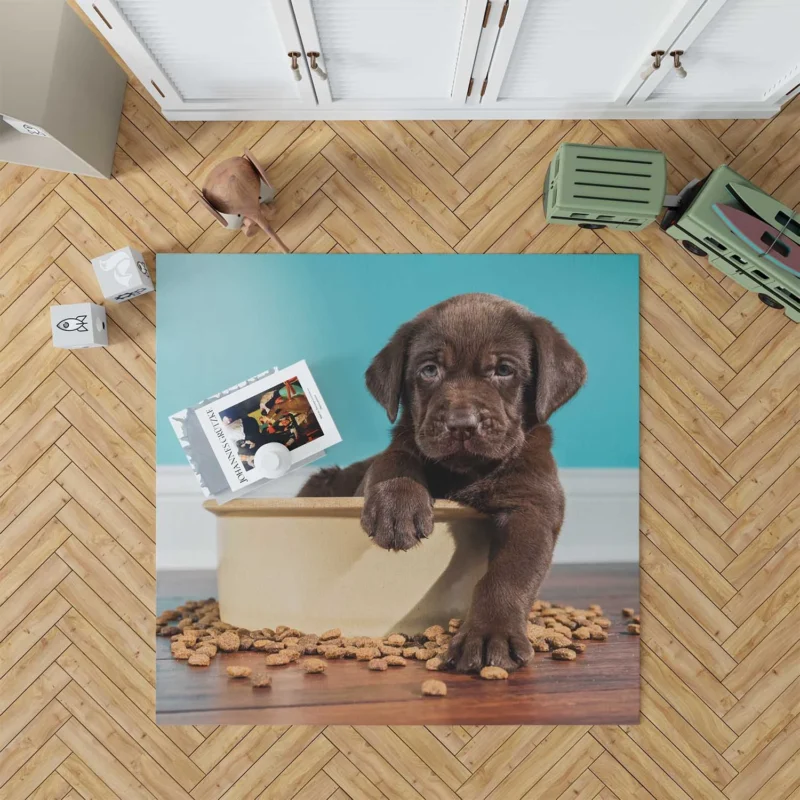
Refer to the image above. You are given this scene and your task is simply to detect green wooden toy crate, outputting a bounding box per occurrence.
[661,165,800,322]
[544,143,667,231]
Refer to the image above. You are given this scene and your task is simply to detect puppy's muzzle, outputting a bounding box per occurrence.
[444,408,479,441]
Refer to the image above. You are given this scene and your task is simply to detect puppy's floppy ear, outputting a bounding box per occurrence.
[527,316,586,424]
[365,321,414,423]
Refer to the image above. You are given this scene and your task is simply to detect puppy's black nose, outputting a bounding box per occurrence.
[445,409,479,439]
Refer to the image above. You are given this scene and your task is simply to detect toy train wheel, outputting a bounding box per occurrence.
[758,293,784,310]
[681,240,707,257]
[578,223,606,229]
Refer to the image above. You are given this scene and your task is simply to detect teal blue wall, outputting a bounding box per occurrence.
[156,254,638,468]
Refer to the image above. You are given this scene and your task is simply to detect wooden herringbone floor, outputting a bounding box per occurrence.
[2,70,800,797]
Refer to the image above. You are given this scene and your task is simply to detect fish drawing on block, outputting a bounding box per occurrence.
[57,315,89,332]
[712,203,800,276]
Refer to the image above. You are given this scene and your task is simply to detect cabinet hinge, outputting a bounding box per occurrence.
[482,0,491,27]
[499,1,509,27]
[481,76,489,97]
[467,77,474,97]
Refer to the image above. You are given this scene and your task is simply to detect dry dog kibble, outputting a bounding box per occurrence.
[368,658,388,671]
[543,633,572,649]
[284,648,302,662]
[424,625,445,640]
[632,615,640,624]
[480,666,509,680]
[422,679,447,697]
[250,673,272,688]
[165,596,625,683]
[303,658,327,674]
[622,608,635,617]
[526,623,549,641]
[627,624,641,635]
[217,631,240,652]
[226,666,252,678]
[552,648,577,661]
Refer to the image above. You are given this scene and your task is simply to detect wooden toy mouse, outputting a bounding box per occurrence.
[197,149,289,253]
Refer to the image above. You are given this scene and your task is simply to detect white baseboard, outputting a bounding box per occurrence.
[156,465,638,570]
[162,103,779,122]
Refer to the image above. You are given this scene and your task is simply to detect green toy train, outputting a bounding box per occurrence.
[544,143,800,322]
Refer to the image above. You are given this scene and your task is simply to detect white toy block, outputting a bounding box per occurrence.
[51,303,107,349]
[91,246,154,303]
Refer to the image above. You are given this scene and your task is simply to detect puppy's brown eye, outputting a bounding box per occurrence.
[419,364,439,379]
[495,363,514,377]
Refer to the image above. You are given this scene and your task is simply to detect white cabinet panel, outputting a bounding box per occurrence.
[77,0,794,118]
[292,0,486,106]
[647,0,800,102]
[77,0,315,110]
[492,0,692,103]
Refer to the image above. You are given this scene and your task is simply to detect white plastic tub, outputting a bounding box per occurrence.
[205,497,491,637]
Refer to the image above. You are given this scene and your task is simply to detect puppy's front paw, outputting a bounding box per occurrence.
[446,614,532,673]
[361,478,434,552]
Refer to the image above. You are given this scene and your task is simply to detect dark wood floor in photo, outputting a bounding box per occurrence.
[156,563,639,725]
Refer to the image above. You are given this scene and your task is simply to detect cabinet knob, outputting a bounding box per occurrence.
[288,52,302,81]
[640,51,665,81]
[670,50,687,79]
[307,52,328,81]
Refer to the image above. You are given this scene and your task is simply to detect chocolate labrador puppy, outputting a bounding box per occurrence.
[299,293,586,672]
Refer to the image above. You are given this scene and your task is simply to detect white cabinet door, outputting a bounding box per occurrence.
[76,0,316,112]
[633,0,800,108]
[480,0,706,110]
[290,0,487,109]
